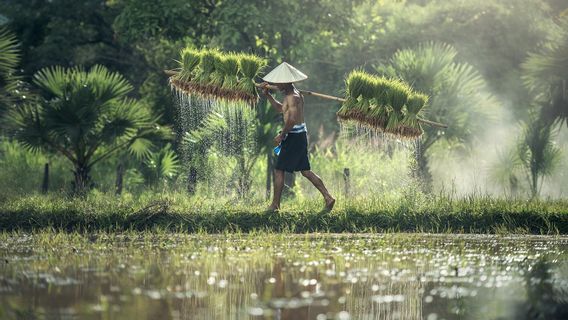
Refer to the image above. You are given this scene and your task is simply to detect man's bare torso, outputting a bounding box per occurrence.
[282,89,305,126]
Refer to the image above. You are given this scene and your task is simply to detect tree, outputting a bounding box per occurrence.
[0,27,21,117]
[6,65,171,194]
[518,116,561,198]
[522,18,568,128]
[345,0,558,121]
[375,42,498,189]
[0,0,127,75]
[139,143,180,187]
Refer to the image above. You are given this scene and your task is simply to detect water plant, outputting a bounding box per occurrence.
[4,65,171,194]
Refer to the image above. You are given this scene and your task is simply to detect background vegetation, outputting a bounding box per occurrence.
[0,0,567,206]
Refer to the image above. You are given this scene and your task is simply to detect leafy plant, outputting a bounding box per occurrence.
[518,116,562,198]
[522,18,568,127]
[6,65,172,194]
[375,42,498,190]
[140,143,181,187]
[0,27,21,116]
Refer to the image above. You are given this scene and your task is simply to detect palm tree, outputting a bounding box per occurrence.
[375,42,498,190]
[6,65,171,194]
[139,143,180,187]
[518,115,562,198]
[512,17,567,198]
[522,18,568,128]
[0,27,20,117]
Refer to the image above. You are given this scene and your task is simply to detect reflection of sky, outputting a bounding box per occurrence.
[0,234,567,319]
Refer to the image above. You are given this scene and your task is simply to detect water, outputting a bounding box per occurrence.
[1,233,567,319]
[339,121,420,152]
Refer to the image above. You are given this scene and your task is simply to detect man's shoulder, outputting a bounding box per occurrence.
[285,93,303,104]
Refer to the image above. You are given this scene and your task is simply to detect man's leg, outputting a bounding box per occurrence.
[269,169,285,210]
[301,170,335,210]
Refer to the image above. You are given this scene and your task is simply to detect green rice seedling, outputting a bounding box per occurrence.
[219,53,240,93]
[365,77,391,128]
[345,70,367,100]
[209,53,226,88]
[402,93,428,129]
[178,47,201,82]
[352,73,377,121]
[237,53,267,100]
[338,70,367,119]
[385,79,411,131]
[197,49,221,85]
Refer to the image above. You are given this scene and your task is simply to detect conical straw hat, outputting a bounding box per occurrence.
[262,62,308,83]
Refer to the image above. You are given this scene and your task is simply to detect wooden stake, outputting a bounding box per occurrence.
[343,168,350,197]
[41,163,49,194]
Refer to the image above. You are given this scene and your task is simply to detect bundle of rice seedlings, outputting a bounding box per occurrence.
[401,92,428,130]
[338,70,366,119]
[366,77,391,129]
[219,53,240,93]
[351,72,376,122]
[196,49,220,85]
[178,47,201,83]
[385,79,411,131]
[237,53,267,102]
[208,53,226,89]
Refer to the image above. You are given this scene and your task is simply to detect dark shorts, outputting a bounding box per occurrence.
[275,132,311,173]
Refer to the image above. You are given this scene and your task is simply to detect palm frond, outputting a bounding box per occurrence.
[128,138,154,159]
[0,27,19,77]
[522,19,568,126]
[5,104,49,153]
[0,27,21,113]
[142,143,180,184]
[86,65,133,101]
[33,66,73,98]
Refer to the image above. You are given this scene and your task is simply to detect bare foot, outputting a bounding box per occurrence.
[324,197,336,212]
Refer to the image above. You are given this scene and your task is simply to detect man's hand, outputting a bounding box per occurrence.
[260,82,271,97]
[274,133,284,146]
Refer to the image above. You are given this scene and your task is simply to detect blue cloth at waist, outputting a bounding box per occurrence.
[288,123,307,134]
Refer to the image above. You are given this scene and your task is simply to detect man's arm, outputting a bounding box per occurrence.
[260,82,283,113]
[266,94,283,113]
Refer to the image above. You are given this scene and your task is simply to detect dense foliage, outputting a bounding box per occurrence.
[0,0,566,199]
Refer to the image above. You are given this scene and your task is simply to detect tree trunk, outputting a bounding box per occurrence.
[236,156,251,198]
[73,164,91,195]
[41,163,49,194]
[343,168,350,197]
[531,168,539,198]
[115,162,124,195]
[187,166,198,194]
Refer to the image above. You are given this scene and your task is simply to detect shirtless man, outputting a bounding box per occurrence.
[260,62,335,212]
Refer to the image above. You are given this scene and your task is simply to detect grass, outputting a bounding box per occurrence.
[1,192,567,234]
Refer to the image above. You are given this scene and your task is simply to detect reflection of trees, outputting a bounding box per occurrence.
[512,257,568,319]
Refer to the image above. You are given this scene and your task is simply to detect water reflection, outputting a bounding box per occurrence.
[0,233,566,319]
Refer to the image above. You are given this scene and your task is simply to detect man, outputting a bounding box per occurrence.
[260,62,335,212]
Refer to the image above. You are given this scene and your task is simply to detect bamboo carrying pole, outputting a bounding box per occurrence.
[165,70,448,128]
